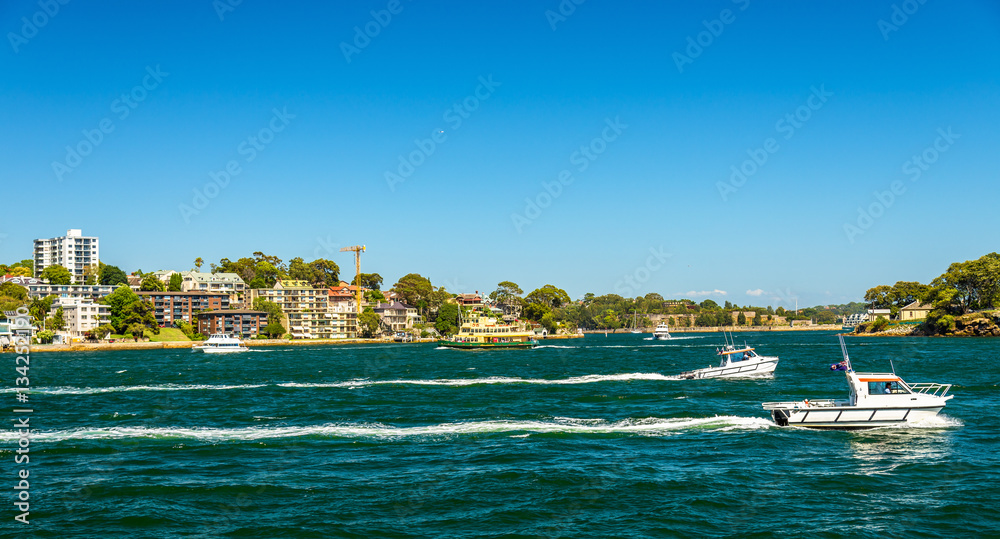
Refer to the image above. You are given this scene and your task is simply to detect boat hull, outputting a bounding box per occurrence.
[651,334,671,340]
[769,405,945,429]
[437,340,537,350]
[194,346,249,353]
[679,358,778,379]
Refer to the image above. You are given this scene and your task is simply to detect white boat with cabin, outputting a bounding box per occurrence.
[677,336,778,379]
[762,336,953,429]
[192,333,249,353]
[651,323,671,340]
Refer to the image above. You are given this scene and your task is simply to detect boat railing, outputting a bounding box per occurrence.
[907,382,952,398]
[762,399,838,410]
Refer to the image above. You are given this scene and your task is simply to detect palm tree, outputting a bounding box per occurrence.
[194,257,204,271]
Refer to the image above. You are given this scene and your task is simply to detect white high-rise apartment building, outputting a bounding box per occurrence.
[34,229,99,284]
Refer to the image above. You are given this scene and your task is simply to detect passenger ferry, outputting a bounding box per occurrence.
[438,308,537,350]
[192,333,249,353]
[762,336,954,429]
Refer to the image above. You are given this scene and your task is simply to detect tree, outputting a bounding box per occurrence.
[435,303,460,335]
[525,285,571,308]
[309,259,340,287]
[40,264,72,285]
[699,299,720,310]
[101,286,142,333]
[358,307,382,338]
[168,273,183,291]
[490,281,524,305]
[262,322,286,338]
[126,322,147,342]
[99,263,129,286]
[352,273,383,290]
[929,253,1000,313]
[29,295,57,326]
[540,312,558,334]
[393,274,433,313]
[252,298,285,328]
[194,257,204,270]
[51,306,66,331]
[864,285,893,309]
[737,311,747,325]
[36,330,54,344]
[82,264,99,285]
[140,274,166,292]
[523,302,551,321]
[695,312,717,326]
[121,300,159,336]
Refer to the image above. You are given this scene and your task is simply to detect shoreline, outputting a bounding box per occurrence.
[13,333,584,353]
[583,324,844,334]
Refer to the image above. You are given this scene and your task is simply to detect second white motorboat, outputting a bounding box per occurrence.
[677,335,778,379]
[761,336,954,429]
[192,333,249,353]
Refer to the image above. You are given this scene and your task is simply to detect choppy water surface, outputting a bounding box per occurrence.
[4,331,997,537]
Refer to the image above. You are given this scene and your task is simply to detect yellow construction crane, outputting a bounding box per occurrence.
[339,245,366,313]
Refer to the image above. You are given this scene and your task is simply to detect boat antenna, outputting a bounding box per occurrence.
[838,335,853,371]
[889,358,896,375]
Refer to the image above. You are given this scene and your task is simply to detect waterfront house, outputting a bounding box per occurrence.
[26,283,115,301]
[252,280,355,339]
[50,298,110,339]
[900,301,933,321]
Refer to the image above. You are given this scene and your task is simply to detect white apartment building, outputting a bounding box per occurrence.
[50,298,110,339]
[154,271,247,302]
[26,283,115,300]
[250,280,355,339]
[34,229,99,284]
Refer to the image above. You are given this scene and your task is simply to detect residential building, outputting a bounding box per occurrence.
[868,308,892,320]
[900,301,933,321]
[456,293,484,308]
[0,275,41,286]
[33,229,99,283]
[50,298,110,339]
[197,309,268,338]
[138,291,229,327]
[328,285,359,338]
[251,280,354,339]
[374,301,418,332]
[127,275,142,291]
[155,271,247,302]
[26,283,115,301]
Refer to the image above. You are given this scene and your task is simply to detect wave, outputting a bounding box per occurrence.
[279,373,678,388]
[0,416,774,442]
[11,373,678,395]
[2,384,268,395]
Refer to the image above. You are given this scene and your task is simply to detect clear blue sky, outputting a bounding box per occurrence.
[2,0,999,308]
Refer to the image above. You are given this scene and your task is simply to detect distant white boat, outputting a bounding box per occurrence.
[630,311,642,333]
[192,333,249,353]
[651,323,671,340]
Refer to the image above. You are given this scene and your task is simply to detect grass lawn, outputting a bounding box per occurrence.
[144,327,191,342]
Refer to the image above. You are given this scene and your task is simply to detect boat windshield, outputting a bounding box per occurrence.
[870,381,909,394]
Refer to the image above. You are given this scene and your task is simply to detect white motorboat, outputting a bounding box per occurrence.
[192,333,249,353]
[677,339,778,379]
[651,323,671,340]
[762,336,954,429]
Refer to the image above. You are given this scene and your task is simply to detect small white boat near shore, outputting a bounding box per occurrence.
[762,336,954,429]
[192,333,249,353]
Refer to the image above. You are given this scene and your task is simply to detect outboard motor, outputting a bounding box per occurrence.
[772,409,789,426]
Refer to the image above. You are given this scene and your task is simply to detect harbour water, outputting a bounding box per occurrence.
[4,331,998,537]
